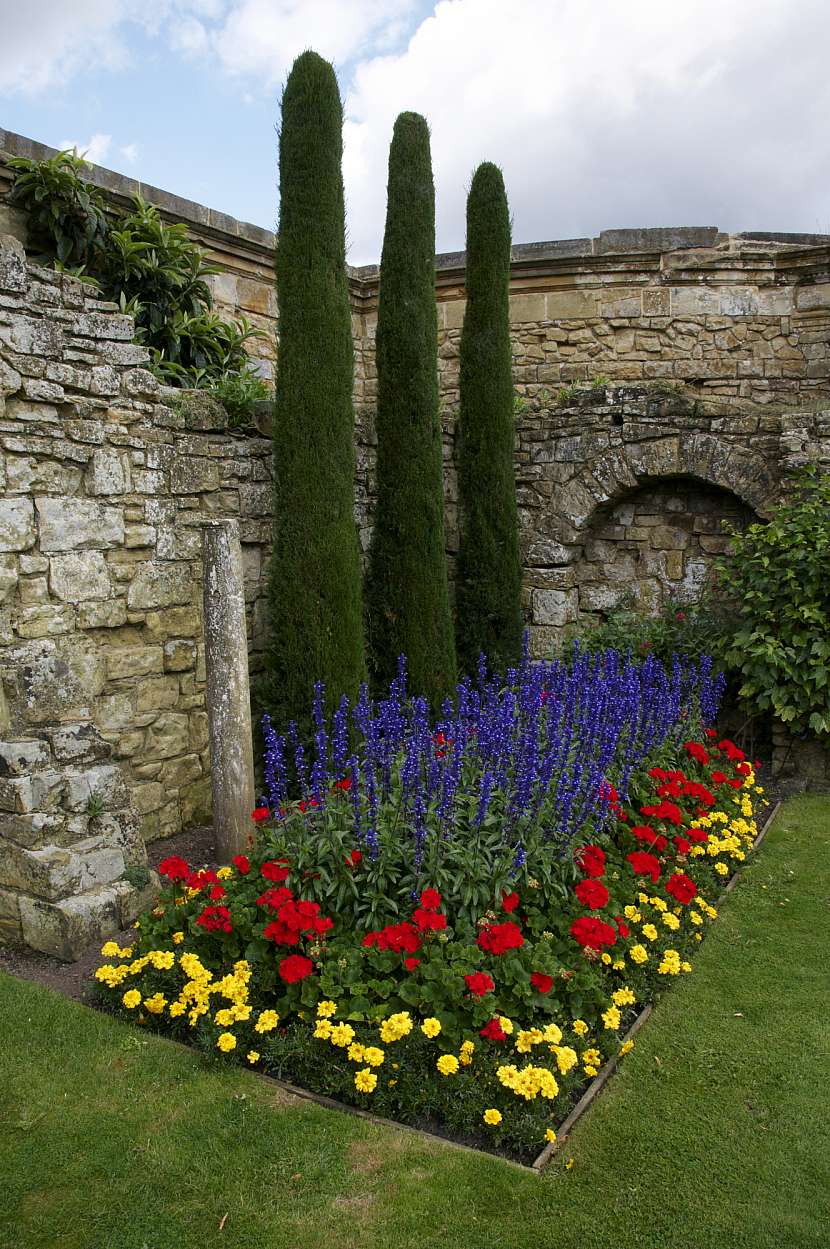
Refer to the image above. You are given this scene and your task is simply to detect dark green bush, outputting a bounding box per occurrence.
[565,596,727,668]
[8,148,109,266]
[455,162,523,676]
[366,112,456,704]
[264,50,366,732]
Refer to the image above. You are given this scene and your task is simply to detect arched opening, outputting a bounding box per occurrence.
[575,475,756,620]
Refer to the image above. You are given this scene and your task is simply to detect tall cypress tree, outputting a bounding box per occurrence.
[366,112,456,703]
[455,162,523,676]
[265,51,365,730]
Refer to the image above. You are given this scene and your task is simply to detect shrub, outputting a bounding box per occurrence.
[366,112,456,705]
[714,467,830,736]
[568,596,727,670]
[8,148,109,266]
[263,51,366,734]
[455,163,523,677]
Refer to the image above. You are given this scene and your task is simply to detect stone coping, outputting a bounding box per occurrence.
[3,128,830,285]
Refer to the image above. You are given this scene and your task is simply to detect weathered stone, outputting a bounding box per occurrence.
[0,497,36,551]
[135,676,179,713]
[64,765,128,814]
[163,638,196,671]
[0,235,27,292]
[77,598,128,629]
[15,604,75,638]
[49,551,112,602]
[126,561,192,610]
[0,554,18,602]
[9,636,105,724]
[19,884,124,961]
[170,455,220,494]
[144,713,190,760]
[86,447,130,495]
[106,646,164,681]
[36,496,124,551]
[124,524,156,548]
[0,738,50,777]
[159,752,202,788]
[45,723,112,765]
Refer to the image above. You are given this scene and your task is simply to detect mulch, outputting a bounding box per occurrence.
[0,823,216,1005]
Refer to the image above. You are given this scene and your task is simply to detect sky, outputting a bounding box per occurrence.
[1,0,829,265]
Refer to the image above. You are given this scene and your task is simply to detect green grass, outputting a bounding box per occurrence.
[2,796,829,1249]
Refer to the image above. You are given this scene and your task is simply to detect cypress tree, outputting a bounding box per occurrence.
[265,51,365,731]
[455,162,523,676]
[366,112,456,703]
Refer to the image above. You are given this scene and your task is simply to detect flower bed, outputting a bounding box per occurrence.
[94,647,766,1162]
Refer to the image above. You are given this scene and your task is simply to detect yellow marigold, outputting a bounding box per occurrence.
[460,1039,476,1056]
[436,1054,459,1076]
[314,1019,333,1040]
[215,1008,236,1028]
[601,953,612,965]
[363,1046,385,1067]
[421,1017,442,1038]
[515,1028,543,1053]
[483,1109,502,1126]
[542,1023,562,1045]
[172,931,184,944]
[641,924,658,941]
[623,906,640,922]
[316,1000,337,1018]
[619,1037,635,1056]
[216,866,232,880]
[681,960,692,973]
[498,1016,513,1035]
[232,1003,251,1022]
[144,993,167,1015]
[612,959,626,971]
[582,1047,601,1067]
[169,1001,186,1018]
[217,1032,237,1052]
[254,1010,279,1034]
[149,950,175,970]
[612,986,636,1007]
[553,1045,578,1075]
[662,912,680,931]
[650,897,667,913]
[379,1012,413,1043]
[329,1023,355,1048]
[572,1019,588,1037]
[247,1051,260,1064]
[347,1043,365,1063]
[658,949,681,976]
[354,1068,377,1094]
[715,862,729,876]
[630,944,648,964]
[602,1007,621,1031]
[584,1065,599,1078]
[545,1128,557,1143]
[122,989,141,1009]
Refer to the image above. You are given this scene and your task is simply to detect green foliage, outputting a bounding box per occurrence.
[122,864,151,889]
[9,153,265,391]
[205,369,270,429]
[8,148,109,265]
[455,163,523,677]
[567,595,726,668]
[366,112,456,704]
[714,467,830,736]
[264,51,366,733]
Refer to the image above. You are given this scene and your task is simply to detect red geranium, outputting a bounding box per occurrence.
[630,824,667,850]
[404,957,420,972]
[501,890,520,913]
[346,849,362,868]
[232,854,250,874]
[465,971,495,997]
[251,806,269,822]
[626,851,661,884]
[197,904,232,933]
[420,888,442,910]
[186,868,219,891]
[665,872,697,905]
[412,907,447,932]
[333,776,352,792]
[208,884,226,901]
[278,954,313,984]
[575,844,606,878]
[479,1017,508,1041]
[261,859,290,883]
[159,855,190,881]
[477,921,525,955]
[673,836,691,856]
[574,879,610,910]
[530,972,554,994]
[688,827,709,844]
[570,916,617,949]
[363,921,421,955]
[614,915,630,938]
[640,800,683,826]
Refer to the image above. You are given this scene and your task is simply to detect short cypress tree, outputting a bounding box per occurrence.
[455,162,523,676]
[366,112,456,703]
[265,51,366,730]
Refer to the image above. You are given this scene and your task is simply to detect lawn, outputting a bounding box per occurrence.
[2,795,829,1249]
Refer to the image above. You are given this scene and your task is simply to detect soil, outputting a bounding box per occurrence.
[0,823,216,1005]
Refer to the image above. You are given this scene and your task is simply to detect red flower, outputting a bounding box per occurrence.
[346,849,362,868]
[626,851,661,884]
[501,890,520,913]
[711,770,728,785]
[477,921,524,955]
[704,728,717,738]
[718,739,745,762]
[232,854,250,874]
[412,907,447,932]
[404,957,420,972]
[530,972,554,994]
[640,800,683,826]
[736,762,751,777]
[261,860,290,883]
[665,872,697,905]
[479,1017,508,1042]
[256,885,293,911]
[363,922,421,955]
[208,884,226,901]
[684,741,710,766]
[278,954,313,984]
[297,797,320,814]
[673,836,691,856]
[688,827,709,844]
[574,879,610,910]
[575,844,606,878]
[186,868,219,891]
[333,776,352,792]
[197,904,232,933]
[570,916,617,950]
[159,855,190,881]
[251,806,270,822]
[420,888,442,911]
[465,971,496,997]
[614,915,630,939]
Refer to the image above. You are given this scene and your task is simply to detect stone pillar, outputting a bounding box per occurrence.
[202,520,255,860]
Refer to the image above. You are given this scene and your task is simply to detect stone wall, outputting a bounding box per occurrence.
[0,237,272,957]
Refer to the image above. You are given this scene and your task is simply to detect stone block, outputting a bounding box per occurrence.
[0,235,27,291]
[0,497,36,551]
[0,555,18,603]
[145,713,190,760]
[0,811,66,851]
[36,496,124,551]
[188,711,209,752]
[163,638,197,671]
[19,884,124,961]
[73,311,134,341]
[180,775,212,827]
[579,584,628,612]
[10,636,105,724]
[0,885,22,945]
[15,604,75,638]
[159,752,202,788]
[77,599,128,629]
[10,315,64,356]
[45,723,111,765]
[106,646,164,680]
[531,588,578,626]
[49,551,112,602]
[86,447,131,495]
[124,524,156,548]
[170,455,220,494]
[126,561,193,610]
[64,765,128,813]
[135,676,180,713]
[0,738,50,777]
[129,781,165,815]
[96,692,136,732]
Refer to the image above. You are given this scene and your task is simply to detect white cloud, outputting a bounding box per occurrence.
[0,1,130,95]
[59,132,113,165]
[340,0,830,263]
[120,143,140,164]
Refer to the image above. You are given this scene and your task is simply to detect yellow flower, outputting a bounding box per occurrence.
[601,953,612,965]
[172,931,185,944]
[215,1008,235,1028]
[347,1043,365,1063]
[515,1028,543,1053]
[630,944,648,964]
[498,1016,513,1035]
[658,949,681,976]
[681,960,692,973]
[436,1054,459,1076]
[623,906,641,922]
[421,1017,442,1038]
[584,1064,599,1078]
[602,1007,621,1031]
[169,1002,186,1018]
[553,1045,578,1075]
[314,1019,333,1040]
[247,1051,260,1064]
[316,1000,337,1018]
[715,862,729,876]
[572,1019,588,1037]
[689,911,703,925]
[216,866,232,880]
[144,993,167,1015]
[483,1108,502,1126]
[662,912,680,931]
[354,1068,377,1094]
[545,1128,557,1143]
[329,1023,355,1048]
[254,1009,279,1034]
[122,989,141,1009]
[612,987,636,1007]
[217,1032,237,1052]
[363,1046,385,1067]
[619,1039,634,1056]
[379,1012,413,1043]
[565,1158,575,1171]
[612,959,626,970]
[641,924,658,941]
